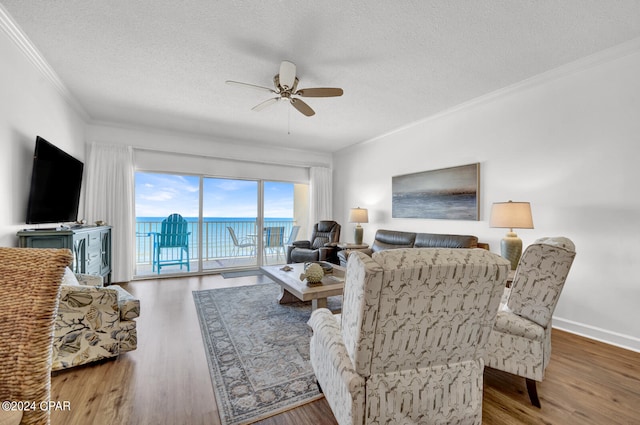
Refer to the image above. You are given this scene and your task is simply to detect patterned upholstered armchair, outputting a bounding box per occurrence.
[52,268,140,371]
[308,248,510,424]
[484,237,576,408]
[286,220,341,264]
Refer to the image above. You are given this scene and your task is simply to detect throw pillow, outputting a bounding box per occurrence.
[61,267,80,286]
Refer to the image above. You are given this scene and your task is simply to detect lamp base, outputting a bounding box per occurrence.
[501,231,522,270]
[354,225,363,245]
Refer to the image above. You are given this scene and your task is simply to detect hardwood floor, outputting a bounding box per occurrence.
[49,274,640,425]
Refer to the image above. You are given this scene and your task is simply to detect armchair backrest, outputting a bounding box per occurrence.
[341,249,510,377]
[159,213,190,247]
[310,220,341,249]
[506,237,576,328]
[227,226,240,246]
[265,226,285,248]
[0,247,72,425]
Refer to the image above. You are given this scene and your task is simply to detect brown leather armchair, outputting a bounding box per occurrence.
[286,220,341,264]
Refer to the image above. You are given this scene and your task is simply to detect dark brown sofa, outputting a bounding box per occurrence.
[337,229,486,266]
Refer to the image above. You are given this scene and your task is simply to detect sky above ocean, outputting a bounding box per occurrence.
[135,172,294,218]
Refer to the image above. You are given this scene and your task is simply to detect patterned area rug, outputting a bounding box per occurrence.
[193,283,340,425]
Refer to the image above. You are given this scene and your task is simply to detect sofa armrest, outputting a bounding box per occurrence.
[292,240,311,249]
[109,285,141,320]
[75,273,104,287]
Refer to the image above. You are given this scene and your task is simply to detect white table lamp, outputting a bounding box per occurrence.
[490,201,534,270]
[349,207,369,245]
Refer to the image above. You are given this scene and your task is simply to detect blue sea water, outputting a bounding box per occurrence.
[135,217,293,261]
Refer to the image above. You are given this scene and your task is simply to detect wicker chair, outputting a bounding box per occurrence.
[0,247,72,425]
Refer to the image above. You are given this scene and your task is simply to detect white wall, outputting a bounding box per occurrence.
[0,24,86,247]
[87,123,331,183]
[333,45,640,351]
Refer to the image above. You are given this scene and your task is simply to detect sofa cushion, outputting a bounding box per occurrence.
[370,230,416,253]
[414,233,478,249]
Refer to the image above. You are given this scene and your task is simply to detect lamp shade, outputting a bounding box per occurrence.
[349,207,369,224]
[490,201,533,230]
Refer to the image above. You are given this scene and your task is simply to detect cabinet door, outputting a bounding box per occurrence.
[85,231,102,275]
[72,233,88,274]
[100,228,112,277]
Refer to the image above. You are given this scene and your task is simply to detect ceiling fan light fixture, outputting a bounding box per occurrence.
[228,60,343,117]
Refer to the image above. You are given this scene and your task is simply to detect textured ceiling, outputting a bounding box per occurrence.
[3,1,640,152]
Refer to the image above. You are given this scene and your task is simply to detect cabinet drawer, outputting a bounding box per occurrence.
[87,232,101,247]
[86,261,101,275]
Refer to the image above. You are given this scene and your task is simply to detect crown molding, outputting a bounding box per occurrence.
[353,36,640,151]
[0,4,90,121]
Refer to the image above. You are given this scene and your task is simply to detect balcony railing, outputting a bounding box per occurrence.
[135,218,294,269]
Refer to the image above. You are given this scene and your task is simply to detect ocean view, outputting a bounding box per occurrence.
[135,217,294,263]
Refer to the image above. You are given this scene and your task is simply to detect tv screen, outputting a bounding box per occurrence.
[26,136,84,225]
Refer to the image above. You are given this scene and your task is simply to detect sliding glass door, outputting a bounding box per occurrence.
[134,172,308,277]
[202,178,258,271]
[263,181,295,265]
[134,172,200,277]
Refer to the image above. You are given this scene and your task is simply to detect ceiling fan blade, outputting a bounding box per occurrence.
[226,80,276,94]
[251,97,280,111]
[279,61,296,90]
[290,98,315,116]
[295,87,344,97]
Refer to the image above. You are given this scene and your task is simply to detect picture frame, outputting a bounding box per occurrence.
[392,163,479,220]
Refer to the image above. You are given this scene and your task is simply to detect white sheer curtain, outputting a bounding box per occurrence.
[84,143,134,283]
[309,167,333,227]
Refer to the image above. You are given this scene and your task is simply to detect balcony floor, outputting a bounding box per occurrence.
[134,253,285,279]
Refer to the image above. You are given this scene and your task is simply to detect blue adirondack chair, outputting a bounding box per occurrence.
[149,213,191,274]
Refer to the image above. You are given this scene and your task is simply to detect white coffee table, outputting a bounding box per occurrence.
[260,263,345,311]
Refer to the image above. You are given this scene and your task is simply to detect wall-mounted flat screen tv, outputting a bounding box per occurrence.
[26,136,84,225]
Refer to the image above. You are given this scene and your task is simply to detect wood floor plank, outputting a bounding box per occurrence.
[48,274,640,425]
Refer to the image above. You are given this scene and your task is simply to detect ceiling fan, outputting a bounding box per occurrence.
[226,61,343,117]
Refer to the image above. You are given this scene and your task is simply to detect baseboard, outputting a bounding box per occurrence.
[553,316,640,353]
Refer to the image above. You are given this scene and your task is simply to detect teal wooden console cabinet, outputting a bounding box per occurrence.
[17,226,112,284]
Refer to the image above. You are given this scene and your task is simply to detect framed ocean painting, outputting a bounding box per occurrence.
[392,163,479,220]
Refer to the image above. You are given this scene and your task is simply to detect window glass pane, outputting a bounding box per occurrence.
[202,178,258,270]
[264,181,294,265]
[134,172,199,276]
